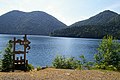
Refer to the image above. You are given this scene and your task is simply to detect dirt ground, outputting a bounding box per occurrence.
[0,68,120,80]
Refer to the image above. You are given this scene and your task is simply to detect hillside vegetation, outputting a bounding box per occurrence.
[0,10,66,35]
[51,10,120,39]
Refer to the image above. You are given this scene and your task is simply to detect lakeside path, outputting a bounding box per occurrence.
[0,68,120,80]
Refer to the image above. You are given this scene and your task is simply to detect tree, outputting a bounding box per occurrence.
[2,40,13,72]
[94,35,120,70]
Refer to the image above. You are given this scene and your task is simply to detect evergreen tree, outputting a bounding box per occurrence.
[2,40,13,72]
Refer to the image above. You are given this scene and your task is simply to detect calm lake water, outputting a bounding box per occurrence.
[0,34,101,67]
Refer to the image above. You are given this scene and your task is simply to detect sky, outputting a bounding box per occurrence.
[0,0,120,25]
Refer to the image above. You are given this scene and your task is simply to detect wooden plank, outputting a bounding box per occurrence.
[11,40,22,43]
[14,60,24,63]
[13,51,28,54]
[20,40,31,45]
[11,40,30,45]
[14,51,24,54]
[14,51,23,54]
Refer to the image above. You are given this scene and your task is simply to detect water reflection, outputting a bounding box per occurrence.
[0,34,100,67]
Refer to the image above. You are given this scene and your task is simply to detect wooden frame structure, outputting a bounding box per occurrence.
[12,34,31,72]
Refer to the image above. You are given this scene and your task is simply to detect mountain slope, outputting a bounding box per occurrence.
[51,10,120,39]
[0,10,66,35]
[108,15,120,25]
[70,10,118,27]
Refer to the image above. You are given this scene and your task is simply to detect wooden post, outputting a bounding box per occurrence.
[12,37,16,72]
[17,57,19,64]
[20,56,22,64]
[26,60,28,65]
[24,34,27,71]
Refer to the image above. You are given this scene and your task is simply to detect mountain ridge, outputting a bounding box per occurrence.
[70,10,119,27]
[0,10,67,35]
[51,10,120,39]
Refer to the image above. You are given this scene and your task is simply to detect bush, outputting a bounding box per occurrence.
[106,65,117,71]
[1,40,13,72]
[52,56,81,69]
[94,35,120,71]
[79,55,94,70]
[37,66,42,71]
[26,64,34,71]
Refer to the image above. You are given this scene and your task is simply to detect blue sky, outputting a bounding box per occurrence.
[0,0,120,25]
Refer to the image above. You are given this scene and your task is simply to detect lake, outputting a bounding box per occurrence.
[0,34,101,67]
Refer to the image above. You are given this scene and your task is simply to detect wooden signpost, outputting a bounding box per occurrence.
[12,34,31,72]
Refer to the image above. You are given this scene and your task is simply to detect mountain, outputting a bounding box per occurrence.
[0,10,66,35]
[51,10,120,39]
[108,15,120,25]
[70,10,118,27]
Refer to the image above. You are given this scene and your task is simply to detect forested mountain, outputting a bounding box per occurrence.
[70,10,118,27]
[108,15,120,25]
[0,10,66,35]
[51,10,120,39]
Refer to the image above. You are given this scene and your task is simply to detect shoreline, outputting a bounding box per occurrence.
[0,68,120,80]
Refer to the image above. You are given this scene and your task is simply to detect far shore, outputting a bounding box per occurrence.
[0,33,103,40]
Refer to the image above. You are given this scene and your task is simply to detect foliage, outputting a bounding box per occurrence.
[52,56,81,69]
[79,55,94,70]
[52,24,120,39]
[36,66,42,71]
[94,35,120,71]
[53,35,120,71]
[26,64,34,71]
[0,10,66,35]
[1,40,13,72]
[51,10,120,39]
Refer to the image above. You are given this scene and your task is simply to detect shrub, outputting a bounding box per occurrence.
[37,66,42,71]
[79,55,94,70]
[106,65,117,71]
[94,35,120,71]
[52,55,81,69]
[26,64,34,71]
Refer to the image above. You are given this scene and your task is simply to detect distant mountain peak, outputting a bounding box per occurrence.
[70,10,119,27]
[29,11,45,13]
[99,10,118,15]
[1,10,26,16]
[0,10,66,35]
[11,10,23,12]
[29,11,52,16]
[52,10,120,39]
[8,10,26,14]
